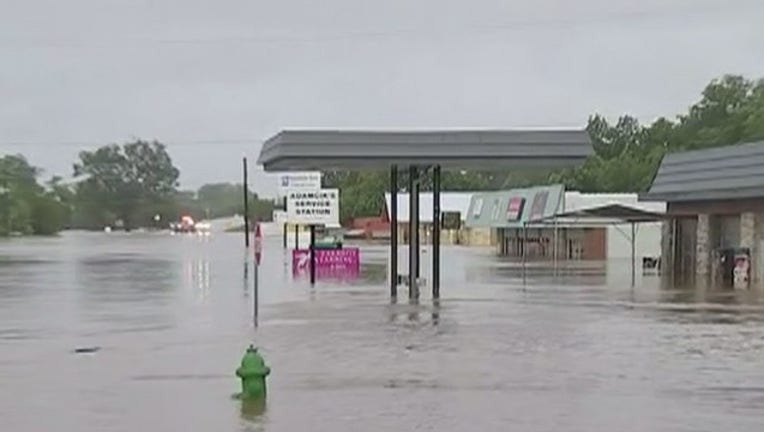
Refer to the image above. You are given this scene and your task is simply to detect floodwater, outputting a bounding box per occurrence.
[2,231,764,432]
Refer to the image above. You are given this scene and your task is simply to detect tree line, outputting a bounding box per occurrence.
[323,74,764,223]
[0,141,274,236]
[4,74,762,234]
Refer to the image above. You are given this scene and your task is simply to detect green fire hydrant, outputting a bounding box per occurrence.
[236,345,271,400]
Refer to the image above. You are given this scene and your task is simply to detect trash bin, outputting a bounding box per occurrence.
[733,248,751,290]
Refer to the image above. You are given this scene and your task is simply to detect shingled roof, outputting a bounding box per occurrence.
[641,140,764,202]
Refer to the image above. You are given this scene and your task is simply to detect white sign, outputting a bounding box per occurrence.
[278,172,321,195]
[272,210,288,225]
[287,188,339,225]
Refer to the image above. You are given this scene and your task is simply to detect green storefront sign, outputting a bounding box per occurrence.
[465,184,565,228]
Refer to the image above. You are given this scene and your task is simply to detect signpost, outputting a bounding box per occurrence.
[291,248,360,278]
[286,188,340,226]
[279,178,344,286]
[278,172,322,250]
[253,223,262,326]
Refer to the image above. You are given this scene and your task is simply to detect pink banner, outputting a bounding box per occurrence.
[292,248,360,278]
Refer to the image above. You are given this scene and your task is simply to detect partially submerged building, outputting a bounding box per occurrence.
[466,184,665,262]
[641,141,764,289]
[383,192,492,246]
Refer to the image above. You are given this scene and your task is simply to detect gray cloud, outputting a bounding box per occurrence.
[1,0,762,196]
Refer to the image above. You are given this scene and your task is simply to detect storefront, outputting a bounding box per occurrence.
[641,140,764,289]
[467,185,664,264]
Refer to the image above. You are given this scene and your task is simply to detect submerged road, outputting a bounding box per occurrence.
[1,232,763,431]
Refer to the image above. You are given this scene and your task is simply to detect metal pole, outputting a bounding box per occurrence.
[631,222,636,287]
[408,166,418,299]
[554,191,564,278]
[310,225,316,285]
[432,165,441,299]
[553,221,558,278]
[522,222,528,285]
[243,255,249,293]
[243,157,250,248]
[390,165,398,298]
[295,224,299,250]
[413,169,420,281]
[282,196,288,248]
[254,256,259,327]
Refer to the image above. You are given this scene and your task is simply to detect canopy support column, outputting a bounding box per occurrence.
[408,166,419,299]
[631,222,636,288]
[432,165,441,299]
[390,165,398,298]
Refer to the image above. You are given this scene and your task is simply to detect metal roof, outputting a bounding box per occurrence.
[465,189,666,228]
[641,140,764,202]
[383,192,474,223]
[536,203,666,225]
[564,192,665,214]
[257,129,592,171]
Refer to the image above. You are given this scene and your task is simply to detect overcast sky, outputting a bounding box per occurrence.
[1,0,762,197]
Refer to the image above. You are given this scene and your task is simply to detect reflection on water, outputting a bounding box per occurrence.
[387,298,442,329]
[184,258,211,301]
[239,399,268,427]
[1,233,764,431]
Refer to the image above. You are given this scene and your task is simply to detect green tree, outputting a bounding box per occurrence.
[73,140,180,230]
[552,74,764,193]
[195,183,274,222]
[322,74,764,216]
[740,80,764,140]
[0,154,67,236]
[323,172,388,224]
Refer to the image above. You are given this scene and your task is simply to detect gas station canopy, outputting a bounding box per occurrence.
[257,127,593,299]
[257,129,592,171]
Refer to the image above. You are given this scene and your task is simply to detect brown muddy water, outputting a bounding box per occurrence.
[1,231,764,431]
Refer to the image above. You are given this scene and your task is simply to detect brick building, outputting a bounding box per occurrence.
[641,141,764,289]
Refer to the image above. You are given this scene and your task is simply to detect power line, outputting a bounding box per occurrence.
[0,0,752,49]
[1,138,267,147]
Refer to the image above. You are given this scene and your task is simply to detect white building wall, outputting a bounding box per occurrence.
[606,223,663,259]
[563,192,665,261]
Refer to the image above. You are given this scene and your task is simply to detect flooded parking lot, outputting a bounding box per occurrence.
[2,232,764,431]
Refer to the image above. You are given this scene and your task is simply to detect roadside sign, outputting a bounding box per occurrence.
[286,188,340,226]
[254,223,263,265]
[277,172,321,196]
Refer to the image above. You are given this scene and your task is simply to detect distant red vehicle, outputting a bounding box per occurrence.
[169,216,210,234]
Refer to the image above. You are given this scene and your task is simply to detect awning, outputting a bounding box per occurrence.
[534,203,666,225]
[530,203,666,287]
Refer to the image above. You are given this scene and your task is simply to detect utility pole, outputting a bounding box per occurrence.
[243,157,250,247]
